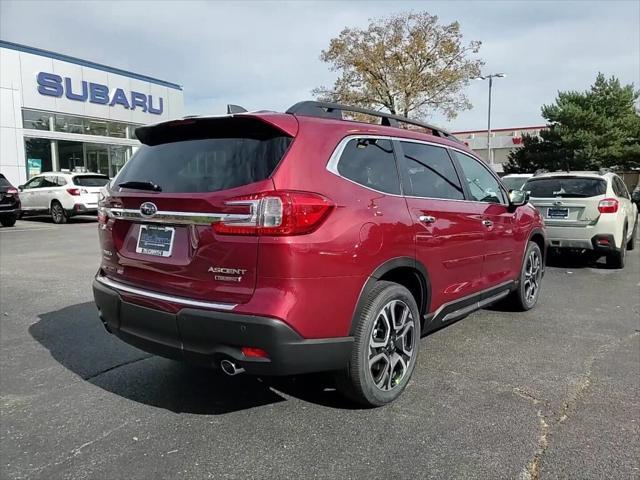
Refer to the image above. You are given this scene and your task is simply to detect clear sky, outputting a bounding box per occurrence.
[1,0,638,131]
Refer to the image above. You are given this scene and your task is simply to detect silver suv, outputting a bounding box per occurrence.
[525,171,638,268]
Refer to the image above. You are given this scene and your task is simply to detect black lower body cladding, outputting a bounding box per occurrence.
[93,278,353,376]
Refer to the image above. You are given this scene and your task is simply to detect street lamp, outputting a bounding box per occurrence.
[478,73,506,166]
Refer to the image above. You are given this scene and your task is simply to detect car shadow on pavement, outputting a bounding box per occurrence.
[545,250,612,269]
[20,215,97,224]
[30,302,357,414]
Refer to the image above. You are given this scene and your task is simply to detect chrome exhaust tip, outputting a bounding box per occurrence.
[220,359,245,376]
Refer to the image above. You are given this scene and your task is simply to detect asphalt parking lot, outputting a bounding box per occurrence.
[1,218,638,480]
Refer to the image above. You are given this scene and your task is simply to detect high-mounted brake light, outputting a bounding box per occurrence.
[598,198,619,214]
[213,191,334,236]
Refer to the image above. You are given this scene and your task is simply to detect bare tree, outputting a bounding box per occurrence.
[313,12,483,120]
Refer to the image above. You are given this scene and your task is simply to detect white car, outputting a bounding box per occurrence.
[18,172,110,224]
[501,173,533,191]
[525,171,638,268]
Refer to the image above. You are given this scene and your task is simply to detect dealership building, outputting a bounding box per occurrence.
[453,125,546,172]
[0,40,184,186]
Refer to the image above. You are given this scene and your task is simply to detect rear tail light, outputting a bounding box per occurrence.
[213,190,334,236]
[67,187,89,196]
[598,198,619,213]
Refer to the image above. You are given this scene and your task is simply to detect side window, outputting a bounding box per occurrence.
[611,178,621,197]
[56,176,67,186]
[400,142,464,200]
[42,176,58,188]
[337,138,400,195]
[24,177,43,189]
[614,177,629,199]
[452,151,506,204]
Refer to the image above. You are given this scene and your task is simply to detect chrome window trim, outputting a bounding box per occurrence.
[326,134,510,206]
[104,207,252,225]
[96,275,237,311]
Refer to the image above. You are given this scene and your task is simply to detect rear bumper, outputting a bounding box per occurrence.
[70,204,98,215]
[93,277,353,376]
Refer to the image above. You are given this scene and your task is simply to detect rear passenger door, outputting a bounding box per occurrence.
[450,150,519,287]
[39,175,60,210]
[396,140,486,310]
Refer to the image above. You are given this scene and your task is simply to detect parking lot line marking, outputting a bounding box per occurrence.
[0,227,56,233]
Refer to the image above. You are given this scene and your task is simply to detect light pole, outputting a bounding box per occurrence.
[478,73,506,166]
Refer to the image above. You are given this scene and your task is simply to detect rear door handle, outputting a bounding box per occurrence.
[482,220,493,227]
[419,215,436,224]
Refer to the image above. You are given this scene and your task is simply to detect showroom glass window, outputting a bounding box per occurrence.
[85,119,109,137]
[58,141,84,171]
[109,122,127,138]
[400,142,465,200]
[22,110,50,130]
[55,114,85,134]
[24,138,52,177]
[452,151,506,203]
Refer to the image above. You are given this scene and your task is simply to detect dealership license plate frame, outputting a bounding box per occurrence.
[547,207,569,219]
[136,224,175,257]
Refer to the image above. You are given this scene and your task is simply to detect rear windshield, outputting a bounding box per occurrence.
[73,175,109,187]
[117,118,293,194]
[0,175,11,188]
[525,177,607,198]
[501,177,528,191]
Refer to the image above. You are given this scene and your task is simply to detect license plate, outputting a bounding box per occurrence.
[547,208,569,219]
[136,225,175,257]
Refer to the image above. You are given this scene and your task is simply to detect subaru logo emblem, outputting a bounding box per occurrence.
[140,202,157,217]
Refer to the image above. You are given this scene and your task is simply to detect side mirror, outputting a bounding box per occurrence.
[509,189,529,207]
[18,185,24,191]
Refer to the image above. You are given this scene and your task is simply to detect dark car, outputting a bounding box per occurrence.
[93,101,546,406]
[632,183,640,209]
[0,174,21,227]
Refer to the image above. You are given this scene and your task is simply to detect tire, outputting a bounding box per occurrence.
[50,201,68,224]
[335,281,421,407]
[627,219,637,251]
[0,214,17,227]
[607,226,627,269]
[508,241,544,311]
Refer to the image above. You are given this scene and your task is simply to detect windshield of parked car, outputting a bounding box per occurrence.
[525,177,607,198]
[73,175,110,187]
[501,176,528,191]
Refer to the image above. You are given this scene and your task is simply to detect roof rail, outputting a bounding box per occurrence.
[286,101,461,143]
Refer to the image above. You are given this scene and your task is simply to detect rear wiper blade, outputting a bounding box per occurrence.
[118,181,162,192]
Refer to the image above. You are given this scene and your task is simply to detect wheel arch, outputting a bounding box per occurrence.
[349,257,431,335]
[528,228,547,267]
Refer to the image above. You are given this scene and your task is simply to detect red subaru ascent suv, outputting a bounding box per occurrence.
[93,101,546,406]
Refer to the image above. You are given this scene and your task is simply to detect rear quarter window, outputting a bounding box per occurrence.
[525,177,607,198]
[336,138,400,195]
